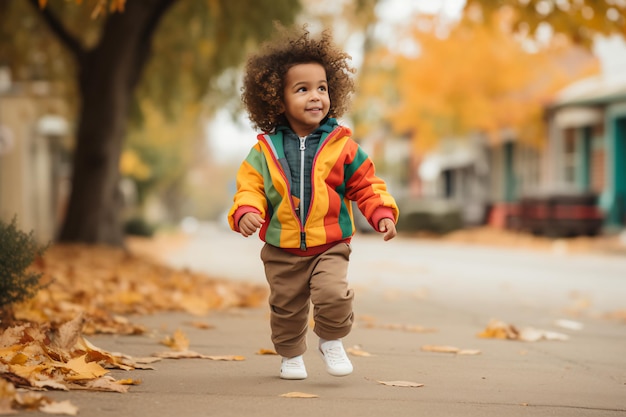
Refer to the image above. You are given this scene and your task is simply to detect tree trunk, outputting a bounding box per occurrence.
[57,0,175,246]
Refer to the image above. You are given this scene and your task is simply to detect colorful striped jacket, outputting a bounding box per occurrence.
[228,123,399,253]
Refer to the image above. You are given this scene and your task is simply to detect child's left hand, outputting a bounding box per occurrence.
[378,218,397,241]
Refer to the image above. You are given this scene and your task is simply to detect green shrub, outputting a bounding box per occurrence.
[124,216,156,237]
[0,217,47,310]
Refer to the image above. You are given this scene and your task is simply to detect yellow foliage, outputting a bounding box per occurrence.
[63,355,109,380]
[120,149,151,180]
[358,11,599,157]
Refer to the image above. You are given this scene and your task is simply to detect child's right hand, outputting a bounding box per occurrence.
[239,213,265,237]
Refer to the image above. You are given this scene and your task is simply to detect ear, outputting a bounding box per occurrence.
[278,100,285,114]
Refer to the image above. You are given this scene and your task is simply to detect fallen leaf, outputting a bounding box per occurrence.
[256,349,278,355]
[31,378,69,391]
[120,378,142,386]
[346,346,374,357]
[187,321,215,330]
[63,355,109,381]
[203,355,246,361]
[70,377,130,393]
[477,319,519,339]
[153,351,245,361]
[279,392,319,398]
[160,329,190,351]
[478,319,568,342]
[377,380,424,388]
[39,400,78,416]
[518,328,569,342]
[49,313,85,354]
[18,243,268,336]
[420,345,481,355]
[421,345,460,354]
[457,349,482,355]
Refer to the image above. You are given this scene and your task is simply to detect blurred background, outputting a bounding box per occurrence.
[1,0,625,246]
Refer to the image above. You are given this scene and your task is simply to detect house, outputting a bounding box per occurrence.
[544,75,626,231]
[0,67,71,243]
[543,37,626,232]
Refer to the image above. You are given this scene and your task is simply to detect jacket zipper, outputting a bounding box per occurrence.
[260,128,341,251]
[299,135,307,251]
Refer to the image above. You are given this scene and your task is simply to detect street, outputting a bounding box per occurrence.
[166,222,626,318]
[131,222,626,416]
[36,223,626,417]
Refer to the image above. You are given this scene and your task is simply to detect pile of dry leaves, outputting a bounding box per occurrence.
[12,244,268,334]
[0,243,268,415]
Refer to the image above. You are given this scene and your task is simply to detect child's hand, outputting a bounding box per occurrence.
[239,213,265,237]
[378,218,397,241]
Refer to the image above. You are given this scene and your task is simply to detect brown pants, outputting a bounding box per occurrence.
[260,242,354,358]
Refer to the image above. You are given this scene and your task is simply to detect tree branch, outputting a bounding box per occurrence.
[132,0,177,84]
[27,0,86,62]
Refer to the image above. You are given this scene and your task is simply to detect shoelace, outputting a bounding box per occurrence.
[282,358,304,369]
[322,344,349,365]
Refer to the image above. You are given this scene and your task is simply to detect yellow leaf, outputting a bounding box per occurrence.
[9,352,28,365]
[152,350,245,361]
[116,378,141,385]
[160,329,189,351]
[256,348,278,355]
[8,364,47,380]
[279,392,319,398]
[377,380,424,388]
[477,319,519,339]
[203,355,245,361]
[346,346,374,357]
[421,345,460,354]
[187,321,215,330]
[63,355,108,381]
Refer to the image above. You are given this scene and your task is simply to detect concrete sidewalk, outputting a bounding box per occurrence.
[34,287,626,417]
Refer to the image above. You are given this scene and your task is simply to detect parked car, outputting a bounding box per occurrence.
[517,192,604,237]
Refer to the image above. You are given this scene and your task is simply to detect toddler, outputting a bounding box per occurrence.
[228,25,399,379]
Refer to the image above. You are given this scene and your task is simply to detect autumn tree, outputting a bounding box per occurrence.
[0,0,300,246]
[352,0,626,155]
[376,12,599,155]
[464,0,626,47]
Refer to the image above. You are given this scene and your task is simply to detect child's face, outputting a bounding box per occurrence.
[282,62,330,137]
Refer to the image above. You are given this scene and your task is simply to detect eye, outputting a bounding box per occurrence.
[296,87,307,93]
[318,85,327,92]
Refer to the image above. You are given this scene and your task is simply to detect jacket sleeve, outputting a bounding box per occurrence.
[227,145,268,232]
[344,142,399,230]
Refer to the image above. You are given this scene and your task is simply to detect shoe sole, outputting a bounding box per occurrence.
[280,372,307,380]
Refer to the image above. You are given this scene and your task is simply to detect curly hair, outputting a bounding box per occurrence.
[241,25,356,133]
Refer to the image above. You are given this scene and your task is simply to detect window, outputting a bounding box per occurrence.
[563,128,577,184]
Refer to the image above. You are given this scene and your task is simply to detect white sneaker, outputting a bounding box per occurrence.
[280,355,307,380]
[319,339,353,377]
